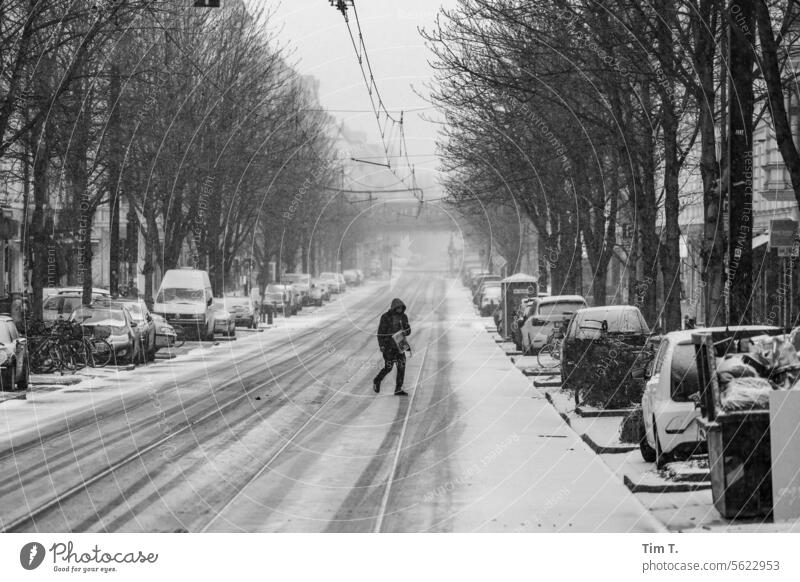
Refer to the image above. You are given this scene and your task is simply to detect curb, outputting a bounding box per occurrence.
[522,369,560,377]
[545,391,572,426]
[623,474,712,494]
[30,375,83,386]
[0,391,27,403]
[576,407,635,418]
[580,432,638,455]
[534,378,561,388]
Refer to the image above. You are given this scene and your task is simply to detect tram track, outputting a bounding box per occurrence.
[1,276,431,533]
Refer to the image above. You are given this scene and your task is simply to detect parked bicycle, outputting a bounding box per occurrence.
[28,319,113,374]
[536,324,564,369]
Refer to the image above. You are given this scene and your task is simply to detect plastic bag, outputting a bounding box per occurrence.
[716,355,757,386]
[720,376,773,411]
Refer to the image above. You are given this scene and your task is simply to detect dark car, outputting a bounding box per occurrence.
[70,301,144,365]
[221,296,257,329]
[560,305,653,409]
[116,299,158,361]
[0,315,29,391]
[42,293,105,324]
[510,299,536,351]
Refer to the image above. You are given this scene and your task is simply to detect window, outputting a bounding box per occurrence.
[670,344,702,402]
[0,324,13,344]
[650,340,668,376]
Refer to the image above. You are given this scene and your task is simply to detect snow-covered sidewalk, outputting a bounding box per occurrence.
[402,283,666,532]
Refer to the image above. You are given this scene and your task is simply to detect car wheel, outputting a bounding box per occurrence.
[1,363,14,391]
[17,358,30,390]
[653,420,674,470]
[639,426,657,463]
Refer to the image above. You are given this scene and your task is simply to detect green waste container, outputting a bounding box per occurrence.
[700,412,773,519]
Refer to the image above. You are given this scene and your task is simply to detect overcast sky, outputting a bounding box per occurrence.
[262,0,459,197]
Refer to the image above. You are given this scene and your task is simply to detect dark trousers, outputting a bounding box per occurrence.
[374,352,406,391]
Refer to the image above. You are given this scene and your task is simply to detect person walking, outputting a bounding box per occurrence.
[373,298,411,396]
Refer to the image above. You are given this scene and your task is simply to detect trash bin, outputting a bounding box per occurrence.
[699,412,773,519]
[693,331,774,519]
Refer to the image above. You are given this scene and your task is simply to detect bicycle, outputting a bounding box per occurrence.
[537,328,564,369]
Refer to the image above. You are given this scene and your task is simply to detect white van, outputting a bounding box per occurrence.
[153,268,215,340]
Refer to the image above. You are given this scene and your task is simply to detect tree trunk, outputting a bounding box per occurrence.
[30,117,50,320]
[727,0,755,325]
[108,63,122,297]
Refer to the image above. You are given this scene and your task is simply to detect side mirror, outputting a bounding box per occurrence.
[631,368,646,381]
[130,322,138,328]
[207,297,213,306]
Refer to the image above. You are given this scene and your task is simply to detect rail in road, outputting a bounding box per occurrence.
[0,275,439,532]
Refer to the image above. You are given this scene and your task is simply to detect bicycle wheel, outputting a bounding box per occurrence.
[537,342,559,369]
[30,341,57,374]
[59,341,82,372]
[86,337,113,368]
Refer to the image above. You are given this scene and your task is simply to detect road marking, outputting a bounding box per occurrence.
[374,346,429,533]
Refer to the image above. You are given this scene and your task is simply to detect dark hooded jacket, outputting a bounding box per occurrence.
[377,298,411,355]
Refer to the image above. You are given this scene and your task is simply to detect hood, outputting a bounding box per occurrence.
[389,298,406,314]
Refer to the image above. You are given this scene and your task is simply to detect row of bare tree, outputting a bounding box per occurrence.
[1,0,352,318]
[424,0,800,330]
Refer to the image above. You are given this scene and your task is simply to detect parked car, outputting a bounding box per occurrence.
[151,313,178,350]
[313,279,332,302]
[222,296,257,329]
[70,302,143,364]
[0,315,29,390]
[116,299,158,361]
[308,282,326,306]
[265,284,293,316]
[153,268,216,340]
[520,295,588,354]
[476,280,500,308]
[560,305,652,408]
[211,299,236,337]
[281,273,312,307]
[43,287,110,300]
[319,272,344,294]
[479,285,501,316]
[42,292,108,323]
[640,325,781,468]
[354,269,365,283]
[472,274,501,304]
[343,269,360,286]
[509,298,537,351]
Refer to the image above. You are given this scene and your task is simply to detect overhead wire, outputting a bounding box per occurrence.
[334,0,422,201]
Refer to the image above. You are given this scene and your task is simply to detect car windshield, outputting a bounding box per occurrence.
[71,307,125,325]
[320,273,336,280]
[538,301,585,318]
[122,303,144,321]
[671,344,702,401]
[156,288,204,303]
[0,325,13,344]
[575,318,605,339]
[266,285,283,293]
[484,287,501,298]
[225,298,249,307]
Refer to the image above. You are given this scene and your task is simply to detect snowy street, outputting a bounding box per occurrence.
[0,273,666,533]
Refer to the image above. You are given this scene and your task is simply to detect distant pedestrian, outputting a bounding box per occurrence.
[373,298,411,396]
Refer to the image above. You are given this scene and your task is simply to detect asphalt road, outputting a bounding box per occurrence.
[0,273,454,532]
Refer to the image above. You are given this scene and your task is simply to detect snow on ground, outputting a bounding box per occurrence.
[406,282,666,532]
[0,282,382,446]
